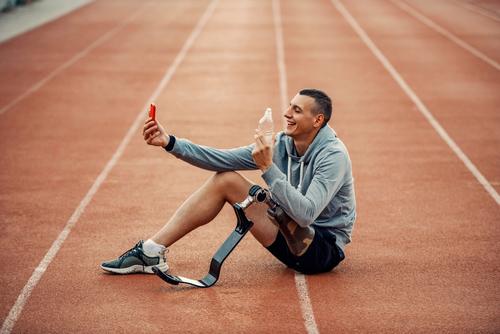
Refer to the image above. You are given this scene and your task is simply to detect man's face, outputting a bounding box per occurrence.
[283,94,322,139]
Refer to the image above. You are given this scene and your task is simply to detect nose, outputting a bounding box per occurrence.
[283,106,292,118]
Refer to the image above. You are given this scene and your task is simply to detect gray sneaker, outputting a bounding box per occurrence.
[101,240,169,274]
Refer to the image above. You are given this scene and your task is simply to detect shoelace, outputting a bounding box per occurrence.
[161,248,169,261]
[118,241,169,260]
[119,241,142,259]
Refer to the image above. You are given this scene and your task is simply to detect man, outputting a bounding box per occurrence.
[101,88,356,275]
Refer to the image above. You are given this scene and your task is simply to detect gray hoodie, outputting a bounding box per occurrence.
[169,125,356,251]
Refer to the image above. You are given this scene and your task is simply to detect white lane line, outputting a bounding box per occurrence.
[271,1,320,333]
[453,0,500,23]
[390,0,500,70]
[295,274,320,334]
[0,2,144,116]
[331,0,500,206]
[0,1,219,333]
[272,0,288,115]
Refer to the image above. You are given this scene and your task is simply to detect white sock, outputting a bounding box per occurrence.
[143,239,167,257]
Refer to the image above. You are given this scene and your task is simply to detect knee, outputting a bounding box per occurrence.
[210,171,251,202]
[211,171,240,190]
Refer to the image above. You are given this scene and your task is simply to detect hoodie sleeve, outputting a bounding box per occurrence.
[168,138,257,171]
[261,150,347,227]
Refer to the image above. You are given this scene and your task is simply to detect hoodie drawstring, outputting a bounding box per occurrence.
[287,156,304,193]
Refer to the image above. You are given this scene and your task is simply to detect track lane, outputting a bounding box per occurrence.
[454,0,500,22]
[9,0,308,332]
[391,0,500,70]
[0,0,144,114]
[281,0,500,331]
[398,0,500,61]
[339,0,500,193]
[0,0,212,329]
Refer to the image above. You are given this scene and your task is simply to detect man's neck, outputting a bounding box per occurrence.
[293,129,320,156]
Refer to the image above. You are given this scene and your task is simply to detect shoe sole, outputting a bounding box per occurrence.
[100,262,169,274]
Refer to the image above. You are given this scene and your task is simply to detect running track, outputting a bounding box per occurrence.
[0,0,499,332]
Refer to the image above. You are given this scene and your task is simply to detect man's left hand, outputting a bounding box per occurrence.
[252,130,273,172]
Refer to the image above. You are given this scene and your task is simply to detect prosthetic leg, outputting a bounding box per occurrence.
[153,185,314,287]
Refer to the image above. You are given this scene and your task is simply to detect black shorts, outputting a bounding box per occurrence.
[266,226,345,275]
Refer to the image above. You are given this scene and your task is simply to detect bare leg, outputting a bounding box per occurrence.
[150,171,279,248]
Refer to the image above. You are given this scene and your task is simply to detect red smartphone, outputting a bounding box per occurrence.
[149,103,156,121]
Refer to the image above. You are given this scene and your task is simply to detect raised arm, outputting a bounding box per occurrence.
[142,114,257,171]
[169,139,257,171]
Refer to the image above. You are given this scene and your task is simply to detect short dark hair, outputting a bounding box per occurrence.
[299,88,332,128]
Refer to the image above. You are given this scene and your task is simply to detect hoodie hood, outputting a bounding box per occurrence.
[283,125,338,191]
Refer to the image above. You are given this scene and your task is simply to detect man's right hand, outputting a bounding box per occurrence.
[143,117,169,147]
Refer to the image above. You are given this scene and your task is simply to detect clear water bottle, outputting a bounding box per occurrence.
[258,107,274,144]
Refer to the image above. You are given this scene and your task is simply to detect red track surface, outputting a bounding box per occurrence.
[0,0,499,332]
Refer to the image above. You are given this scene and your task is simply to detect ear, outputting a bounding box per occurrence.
[313,113,324,128]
